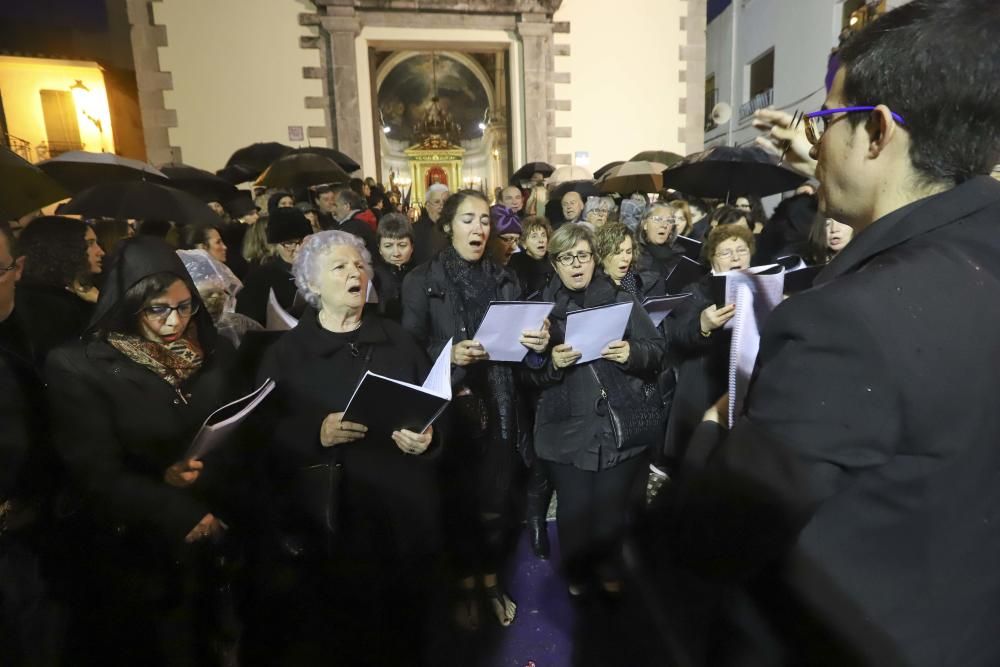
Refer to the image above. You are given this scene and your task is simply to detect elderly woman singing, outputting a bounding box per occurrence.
[247,230,446,666]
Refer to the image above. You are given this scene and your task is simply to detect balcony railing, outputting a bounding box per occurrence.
[739,88,773,120]
[35,141,83,161]
[3,133,32,161]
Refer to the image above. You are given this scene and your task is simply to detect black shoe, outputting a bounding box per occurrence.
[528,518,550,559]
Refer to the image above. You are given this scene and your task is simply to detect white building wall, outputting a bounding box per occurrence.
[154,0,327,172]
[705,0,844,148]
[553,0,689,171]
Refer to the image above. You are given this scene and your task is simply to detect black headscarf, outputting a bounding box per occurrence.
[87,236,217,353]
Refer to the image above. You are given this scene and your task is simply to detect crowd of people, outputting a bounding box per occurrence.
[3,1,1000,665]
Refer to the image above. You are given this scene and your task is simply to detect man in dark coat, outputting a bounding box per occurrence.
[322,187,378,258]
[0,222,62,666]
[410,184,449,267]
[653,3,1000,665]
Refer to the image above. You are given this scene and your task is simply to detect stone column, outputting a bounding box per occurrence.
[516,14,554,163]
[319,7,364,162]
[124,0,179,164]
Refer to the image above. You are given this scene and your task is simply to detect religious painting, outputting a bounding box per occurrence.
[425,166,448,188]
[378,53,490,146]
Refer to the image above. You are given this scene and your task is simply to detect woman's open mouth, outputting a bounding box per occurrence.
[347,285,362,294]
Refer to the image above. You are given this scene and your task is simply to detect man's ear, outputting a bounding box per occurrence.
[866,105,900,158]
[13,256,24,282]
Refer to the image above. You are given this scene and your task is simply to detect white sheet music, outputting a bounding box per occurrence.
[727,267,786,427]
[564,301,634,364]
[266,289,298,331]
[473,302,555,362]
[422,338,453,397]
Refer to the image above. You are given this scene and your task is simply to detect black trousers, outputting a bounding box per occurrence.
[547,455,646,584]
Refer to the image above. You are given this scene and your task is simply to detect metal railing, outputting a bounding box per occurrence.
[2,132,32,161]
[739,87,773,120]
[35,140,83,161]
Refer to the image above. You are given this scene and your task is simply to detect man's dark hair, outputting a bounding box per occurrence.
[335,187,366,212]
[0,221,18,259]
[18,216,90,288]
[711,205,751,228]
[349,178,366,196]
[377,213,413,241]
[179,223,222,250]
[839,0,1000,184]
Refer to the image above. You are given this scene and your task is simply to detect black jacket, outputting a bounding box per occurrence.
[14,282,94,363]
[660,177,1000,666]
[410,210,447,267]
[256,311,441,557]
[508,251,554,299]
[637,242,683,278]
[46,237,240,545]
[236,258,296,326]
[372,258,411,323]
[662,274,730,463]
[322,211,378,260]
[521,272,665,471]
[0,310,45,503]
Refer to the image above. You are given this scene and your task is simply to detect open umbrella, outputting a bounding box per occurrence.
[510,161,555,184]
[548,165,593,185]
[159,162,240,203]
[215,163,257,186]
[38,151,167,194]
[255,153,351,189]
[631,150,684,167]
[597,160,668,195]
[226,141,295,180]
[60,181,220,226]
[291,147,361,174]
[593,161,625,180]
[0,146,69,219]
[661,145,808,199]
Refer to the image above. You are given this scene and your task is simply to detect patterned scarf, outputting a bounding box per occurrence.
[619,270,640,297]
[108,322,204,389]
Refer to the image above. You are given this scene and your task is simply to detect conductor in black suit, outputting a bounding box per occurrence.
[654,2,1000,666]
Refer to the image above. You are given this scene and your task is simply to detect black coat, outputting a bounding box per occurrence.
[410,210,448,267]
[256,311,441,557]
[508,251,554,299]
[521,272,665,471]
[14,282,94,363]
[372,258,411,323]
[236,258,296,325]
[321,211,378,260]
[660,177,1000,666]
[637,242,683,278]
[0,310,45,503]
[662,274,730,463]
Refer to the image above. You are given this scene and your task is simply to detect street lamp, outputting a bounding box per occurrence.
[70,80,105,152]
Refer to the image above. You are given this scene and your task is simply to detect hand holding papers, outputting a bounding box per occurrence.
[563,301,634,364]
[266,289,298,331]
[473,301,555,362]
[186,378,276,460]
[341,339,453,444]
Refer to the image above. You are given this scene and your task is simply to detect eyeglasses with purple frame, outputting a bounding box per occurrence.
[802,106,906,145]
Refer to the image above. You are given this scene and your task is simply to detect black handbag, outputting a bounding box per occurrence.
[590,364,666,452]
[295,460,343,537]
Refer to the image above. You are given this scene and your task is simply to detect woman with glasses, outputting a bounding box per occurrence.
[636,203,686,277]
[663,224,754,466]
[14,216,105,363]
[402,190,549,630]
[45,236,242,666]
[522,223,665,598]
[237,207,314,325]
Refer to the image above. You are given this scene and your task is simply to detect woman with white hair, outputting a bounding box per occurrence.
[247,230,445,666]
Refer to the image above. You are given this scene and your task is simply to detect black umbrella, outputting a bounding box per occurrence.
[662,145,808,199]
[255,153,351,189]
[215,163,257,185]
[0,146,69,219]
[291,147,361,174]
[159,162,240,203]
[593,161,625,180]
[61,181,220,226]
[510,161,555,184]
[224,142,294,176]
[38,150,168,194]
[631,150,684,167]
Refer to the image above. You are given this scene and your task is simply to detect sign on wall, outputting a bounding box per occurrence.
[288,126,304,142]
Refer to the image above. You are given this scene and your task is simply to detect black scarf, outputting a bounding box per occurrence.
[440,245,497,333]
[643,242,680,267]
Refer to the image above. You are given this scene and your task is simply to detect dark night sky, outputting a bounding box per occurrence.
[0,0,108,31]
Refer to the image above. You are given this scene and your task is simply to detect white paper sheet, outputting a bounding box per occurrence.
[564,301,634,364]
[422,338,453,398]
[186,378,276,459]
[266,289,298,331]
[472,301,555,362]
[726,267,786,427]
[642,294,692,328]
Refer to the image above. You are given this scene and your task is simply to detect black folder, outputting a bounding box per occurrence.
[784,264,826,295]
[665,256,710,295]
[341,372,450,445]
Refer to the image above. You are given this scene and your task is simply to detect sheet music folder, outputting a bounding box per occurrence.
[342,339,453,442]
